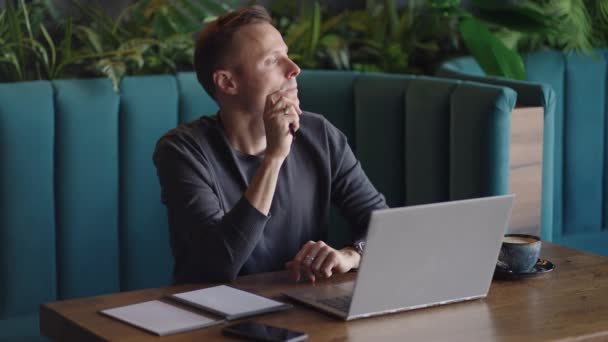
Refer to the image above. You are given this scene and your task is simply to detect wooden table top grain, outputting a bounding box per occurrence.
[40,242,608,341]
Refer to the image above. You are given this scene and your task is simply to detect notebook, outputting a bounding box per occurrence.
[100,300,223,336]
[168,285,292,320]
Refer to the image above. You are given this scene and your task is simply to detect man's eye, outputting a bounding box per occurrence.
[266,57,278,65]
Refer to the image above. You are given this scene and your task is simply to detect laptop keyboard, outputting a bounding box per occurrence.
[317,295,352,312]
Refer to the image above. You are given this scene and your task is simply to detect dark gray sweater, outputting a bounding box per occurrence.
[153,111,387,283]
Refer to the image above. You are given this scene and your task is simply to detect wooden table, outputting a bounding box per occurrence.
[40,242,608,341]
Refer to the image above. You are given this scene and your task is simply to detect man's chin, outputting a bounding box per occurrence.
[284,89,300,106]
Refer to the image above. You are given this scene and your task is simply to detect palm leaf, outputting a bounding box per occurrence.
[96,58,126,92]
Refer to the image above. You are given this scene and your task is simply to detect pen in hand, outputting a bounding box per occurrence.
[289,124,296,139]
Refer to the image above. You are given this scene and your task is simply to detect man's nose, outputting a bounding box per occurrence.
[286,58,301,79]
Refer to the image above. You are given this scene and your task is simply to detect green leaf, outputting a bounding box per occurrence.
[198,0,234,16]
[177,0,208,22]
[0,11,7,41]
[0,51,23,80]
[307,2,321,60]
[59,18,73,62]
[153,8,176,39]
[459,16,526,80]
[113,1,141,34]
[166,5,199,33]
[384,0,399,38]
[76,25,104,53]
[320,12,346,33]
[71,0,122,43]
[39,23,56,72]
[96,58,126,92]
[284,21,310,51]
[5,1,24,77]
[475,7,559,33]
[22,37,49,73]
[18,0,35,40]
[39,0,61,21]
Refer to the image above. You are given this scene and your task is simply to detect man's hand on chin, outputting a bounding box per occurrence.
[285,240,361,283]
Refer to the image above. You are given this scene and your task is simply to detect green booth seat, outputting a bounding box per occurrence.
[0,71,515,340]
[439,49,608,256]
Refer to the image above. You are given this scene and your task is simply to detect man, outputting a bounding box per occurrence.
[153,5,387,284]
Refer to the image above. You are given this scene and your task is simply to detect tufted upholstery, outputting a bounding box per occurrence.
[0,71,515,339]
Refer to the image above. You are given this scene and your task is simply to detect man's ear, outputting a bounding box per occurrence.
[214,70,238,96]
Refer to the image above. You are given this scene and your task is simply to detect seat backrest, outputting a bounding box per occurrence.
[353,73,514,207]
[0,74,216,318]
[440,50,608,255]
[0,71,514,318]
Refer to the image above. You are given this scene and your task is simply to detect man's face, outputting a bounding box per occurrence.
[225,22,301,114]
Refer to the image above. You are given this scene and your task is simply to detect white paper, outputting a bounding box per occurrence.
[101,300,220,336]
[171,285,285,317]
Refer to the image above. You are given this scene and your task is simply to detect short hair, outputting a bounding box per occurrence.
[194,5,272,101]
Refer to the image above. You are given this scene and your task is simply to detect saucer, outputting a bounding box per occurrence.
[493,259,555,280]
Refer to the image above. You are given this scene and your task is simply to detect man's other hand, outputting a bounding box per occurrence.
[285,241,361,283]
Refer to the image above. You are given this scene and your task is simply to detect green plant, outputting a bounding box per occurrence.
[0,0,73,81]
[589,0,608,46]
[0,0,237,89]
[272,0,539,79]
[2,0,607,84]
[478,0,593,54]
[348,0,456,74]
[272,0,448,73]
[273,1,350,70]
[71,0,238,90]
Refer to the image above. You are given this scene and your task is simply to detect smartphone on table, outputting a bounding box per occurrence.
[222,320,308,342]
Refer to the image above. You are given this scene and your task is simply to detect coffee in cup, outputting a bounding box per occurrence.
[498,234,541,273]
[503,235,538,244]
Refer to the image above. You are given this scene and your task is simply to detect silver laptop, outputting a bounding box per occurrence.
[283,194,514,320]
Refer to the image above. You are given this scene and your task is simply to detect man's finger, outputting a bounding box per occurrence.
[294,241,315,263]
[303,266,315,283]
[321,253,338,278]
[270,96,301,116]
[302,242,324,266]
[285,261,301,282]
[311,246,331,277]
[281,96,302,114]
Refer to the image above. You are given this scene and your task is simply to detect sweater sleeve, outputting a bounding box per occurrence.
[153,136,270,283]
[325,119,388,242]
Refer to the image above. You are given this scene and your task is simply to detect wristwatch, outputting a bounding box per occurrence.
[352,239,365,256]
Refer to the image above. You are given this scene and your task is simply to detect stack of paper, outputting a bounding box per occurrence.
[100,285,292,336]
